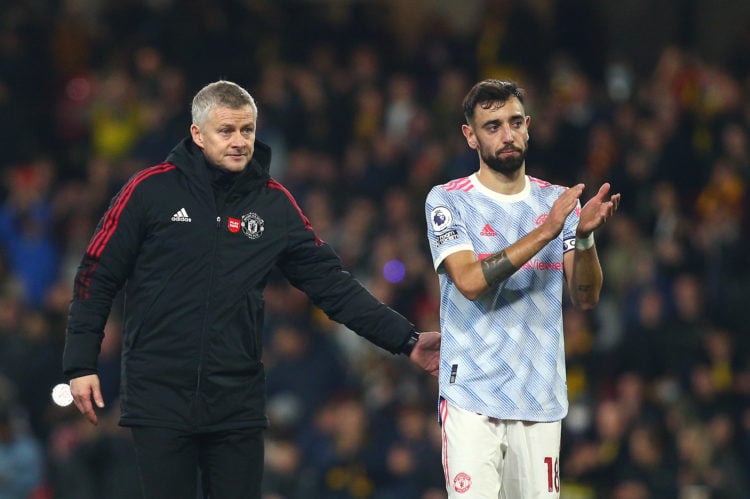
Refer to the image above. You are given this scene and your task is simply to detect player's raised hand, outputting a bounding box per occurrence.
[578,183,621,236]
[541,183,584,239]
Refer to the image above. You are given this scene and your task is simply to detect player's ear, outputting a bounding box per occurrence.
[525,115,531,140]
[462,124,477,149]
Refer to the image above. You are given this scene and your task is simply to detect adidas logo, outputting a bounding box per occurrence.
[480,223,498,236]
[171,208,192,222]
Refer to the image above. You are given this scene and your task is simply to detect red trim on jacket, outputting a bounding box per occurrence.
[266,179,323,245]
[76,164,176,299]
[86,163,176,258]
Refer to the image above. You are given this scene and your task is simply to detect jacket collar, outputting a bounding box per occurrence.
[165,137,272,193]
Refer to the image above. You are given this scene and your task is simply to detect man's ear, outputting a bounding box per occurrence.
[190,124,204,148]
[526,115,531,140]
[461,124,477,149]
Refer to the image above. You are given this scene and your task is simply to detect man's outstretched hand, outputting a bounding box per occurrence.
[409,331,441,376]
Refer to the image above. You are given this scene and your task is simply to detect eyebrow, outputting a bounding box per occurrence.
[481,114,525,128]
[217,121,255,129]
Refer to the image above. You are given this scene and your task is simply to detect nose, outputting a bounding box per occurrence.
[230,131,246,146]
[500,124,514,143]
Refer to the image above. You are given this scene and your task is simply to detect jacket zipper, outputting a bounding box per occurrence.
[194,215,222,400]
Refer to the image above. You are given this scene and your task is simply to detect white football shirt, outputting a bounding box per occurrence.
[425,173,579,422]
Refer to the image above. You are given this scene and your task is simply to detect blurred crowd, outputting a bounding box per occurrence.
[1,1,749,498]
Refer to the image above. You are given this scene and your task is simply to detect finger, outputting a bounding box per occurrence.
[561,185,584,209]
[75,395,98,425]
[562,184,584,198]
[73,396,86,416]
[595,183,611,201]
[612,193,621,210]
[85,407,99,425]
[93,386,105,409]
[71,386,89,413]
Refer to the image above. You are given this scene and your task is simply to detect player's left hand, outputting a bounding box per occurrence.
[577,183,621,236]
[409,331,441,376]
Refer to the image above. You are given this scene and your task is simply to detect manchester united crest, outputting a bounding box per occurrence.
[241,212,265,240]
[453,472,472,493]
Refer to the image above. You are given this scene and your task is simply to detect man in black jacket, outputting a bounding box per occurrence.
[63,80,440,499]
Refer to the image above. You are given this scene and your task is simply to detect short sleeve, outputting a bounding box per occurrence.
[425,186,475,272]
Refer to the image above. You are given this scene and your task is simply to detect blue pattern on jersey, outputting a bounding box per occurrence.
[425,174,579,422]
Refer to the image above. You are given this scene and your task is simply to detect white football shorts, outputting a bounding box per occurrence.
[440,398,562,498]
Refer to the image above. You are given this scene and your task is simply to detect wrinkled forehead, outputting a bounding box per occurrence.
[207,105,257,124]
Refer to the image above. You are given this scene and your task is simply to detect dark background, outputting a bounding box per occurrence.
[1,1,749,498]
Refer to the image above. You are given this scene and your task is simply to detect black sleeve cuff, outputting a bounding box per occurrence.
[65,369,98,381]
[400,330,420,356]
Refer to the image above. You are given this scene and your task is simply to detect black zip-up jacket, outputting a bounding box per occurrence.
[63,137,416,431]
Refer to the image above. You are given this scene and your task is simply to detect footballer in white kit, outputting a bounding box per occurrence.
[425,80,620,498]
[427,173,576,423]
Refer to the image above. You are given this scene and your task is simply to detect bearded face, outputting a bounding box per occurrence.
[478,139,527,175]
[463,97,530,176]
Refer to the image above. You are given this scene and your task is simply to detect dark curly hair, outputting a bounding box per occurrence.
[462,80,525,124]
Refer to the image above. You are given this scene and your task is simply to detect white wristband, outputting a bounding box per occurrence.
[575,233,595,250]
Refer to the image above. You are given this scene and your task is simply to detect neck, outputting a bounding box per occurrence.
[476,164,526,195]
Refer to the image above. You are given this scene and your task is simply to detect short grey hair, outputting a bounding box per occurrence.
[191,80,257,127]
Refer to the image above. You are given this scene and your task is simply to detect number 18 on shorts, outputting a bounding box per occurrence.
[440,399,562,498]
